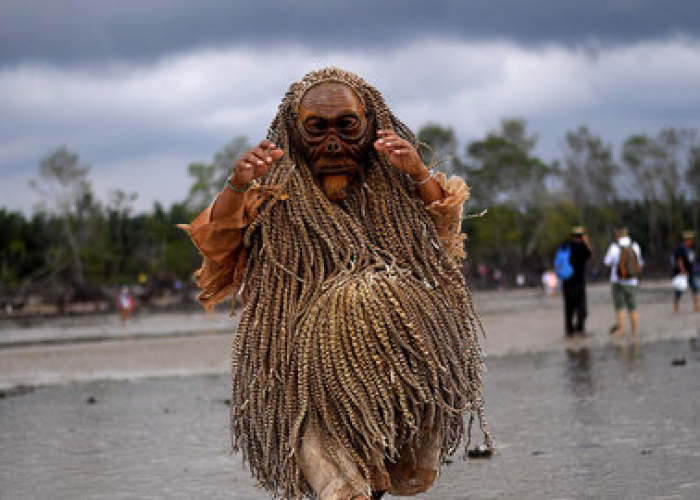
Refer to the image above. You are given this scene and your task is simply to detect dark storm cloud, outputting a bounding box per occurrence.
[2,0,699,67]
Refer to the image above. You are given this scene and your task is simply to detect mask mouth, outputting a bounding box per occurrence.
[315,163,359,175]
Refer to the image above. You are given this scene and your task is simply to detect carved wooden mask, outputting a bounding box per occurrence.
[292,82,374,201]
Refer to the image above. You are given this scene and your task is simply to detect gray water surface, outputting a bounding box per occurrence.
[2,339,699,500]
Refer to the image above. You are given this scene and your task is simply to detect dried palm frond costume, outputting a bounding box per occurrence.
[183,67,491,499]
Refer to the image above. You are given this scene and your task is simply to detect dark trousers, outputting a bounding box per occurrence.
[563,282,587,335]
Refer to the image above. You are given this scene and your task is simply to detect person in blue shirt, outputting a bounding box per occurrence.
[672,230,699,313]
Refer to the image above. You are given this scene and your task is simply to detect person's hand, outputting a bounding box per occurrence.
[374,129,427,180]
[230,140,284,189]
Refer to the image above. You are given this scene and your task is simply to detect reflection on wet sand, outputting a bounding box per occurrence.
[564,347,593,397]
[617,338,641,366]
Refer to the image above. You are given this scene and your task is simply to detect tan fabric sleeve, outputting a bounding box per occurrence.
[424,173,470,261]
[178,189,271,311]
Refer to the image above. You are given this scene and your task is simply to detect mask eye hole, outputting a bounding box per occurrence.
[337,115,359,131]
[303,118,328,136]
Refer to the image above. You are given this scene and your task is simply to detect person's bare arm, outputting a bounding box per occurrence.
[582,234,594,256]
[374,129,444,204]
[678,254,687,274]
[211,139,284,220]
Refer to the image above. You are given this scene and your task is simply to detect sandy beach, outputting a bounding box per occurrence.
[2,281,699,499]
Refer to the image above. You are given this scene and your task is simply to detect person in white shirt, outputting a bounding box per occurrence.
[603,227,644,336]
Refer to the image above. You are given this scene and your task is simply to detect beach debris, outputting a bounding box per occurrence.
[671,358,687,367]
[467,444,494,459]
[0,385,34,399]
[86,396,97,404]
[641,449,653,455]
[531,450,545,456]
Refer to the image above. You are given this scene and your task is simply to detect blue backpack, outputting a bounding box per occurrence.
[554,244,574,281]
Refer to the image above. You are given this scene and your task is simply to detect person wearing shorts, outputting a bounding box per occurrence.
[603,228,643,336]
[612,281,637,313]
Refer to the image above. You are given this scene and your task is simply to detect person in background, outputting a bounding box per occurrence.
[541,269,559,297]
[672,230,699,312]
[603,227,643,336]
[561,226,593,337]
[116,286,134,326]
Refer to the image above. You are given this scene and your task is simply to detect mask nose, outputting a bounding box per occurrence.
[325,138,341,153]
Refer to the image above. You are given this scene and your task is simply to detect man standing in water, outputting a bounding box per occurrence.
[561,226,593,337]
[604,227,643,336]
[672,230,699,313]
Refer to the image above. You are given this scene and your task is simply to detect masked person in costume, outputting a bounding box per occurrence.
[181,67,491,500]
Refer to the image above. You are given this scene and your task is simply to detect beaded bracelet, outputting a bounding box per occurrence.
[409,172,433,188]
[226,177,255,194]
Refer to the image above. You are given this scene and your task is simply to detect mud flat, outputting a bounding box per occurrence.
[0,282,697,390]
[1,282,699,499]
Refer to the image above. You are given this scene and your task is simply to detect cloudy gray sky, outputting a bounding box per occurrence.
[2,0,699,213]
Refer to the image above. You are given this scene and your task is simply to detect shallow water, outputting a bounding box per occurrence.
[2,338,699,499]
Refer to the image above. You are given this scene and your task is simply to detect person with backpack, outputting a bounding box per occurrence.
[672,230,699,313]
[603,227,643,336]
[556,226,593,337]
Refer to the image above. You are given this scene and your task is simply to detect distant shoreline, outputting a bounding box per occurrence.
[1,280,697,391]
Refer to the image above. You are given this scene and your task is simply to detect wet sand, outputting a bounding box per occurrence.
[1,282,699,499]
[1,282,697,390]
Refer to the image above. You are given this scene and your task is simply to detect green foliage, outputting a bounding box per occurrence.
[687,142,700,200]
[3,122,699,301]
[562,125,619,210]
[417,123,465,176]
[2,149,201,301]
[465,119,554,209]
[187,135,251,212]
[618,128,700,264]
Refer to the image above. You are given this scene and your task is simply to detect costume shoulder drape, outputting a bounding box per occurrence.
[181,175,471,311]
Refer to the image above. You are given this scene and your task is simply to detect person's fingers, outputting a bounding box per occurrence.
[241,151,268,181]
[375,137,404,152]
[250,148,271,166]
[270,148,285,161]
[376,134,400,144]
[259,139,277,150]
[253,145,285,164]
[253,162,271,179]
[388,141,411,151]
[233,160,255,184]
[381,142,412,157]
[376,130,399,147]
[254,149,283,177]
[232,143,285,186]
